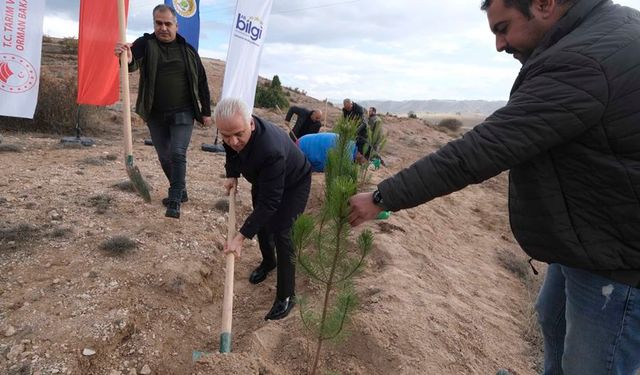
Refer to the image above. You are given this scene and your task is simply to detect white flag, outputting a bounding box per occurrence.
[221,0,273,107]
[0,0,46,119]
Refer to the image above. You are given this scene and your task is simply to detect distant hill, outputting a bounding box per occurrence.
[351,99,507,116]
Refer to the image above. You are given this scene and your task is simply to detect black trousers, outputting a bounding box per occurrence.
[253,176,311,299]
[147,110,194,201]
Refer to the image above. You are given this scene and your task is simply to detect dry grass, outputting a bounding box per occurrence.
[0,223,41,251]
[438,118,463,132]
[113,180,136,192]
[48,226,74,239]
[99,235,137,256]
[88,194,113,214]
[214,198,229,212]
[496,248,544,373]
[0,144,22,153]
[81,156,108,166]
[0,67,109,136]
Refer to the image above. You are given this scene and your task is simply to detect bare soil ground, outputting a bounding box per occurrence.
[0,40,544,375]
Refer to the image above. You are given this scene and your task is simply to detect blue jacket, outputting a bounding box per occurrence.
[298,133,357,172]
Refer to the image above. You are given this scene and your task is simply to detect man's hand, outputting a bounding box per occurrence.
[114,42,132,64]
[201,116,213,128]
[223,178,237,196]
[348,192,383,227]
[224,233,245,258]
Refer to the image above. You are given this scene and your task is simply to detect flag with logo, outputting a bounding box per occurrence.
[221,0,273,107]
[165,0,200,50]
[0,0,46,119]
[77,0,129,106]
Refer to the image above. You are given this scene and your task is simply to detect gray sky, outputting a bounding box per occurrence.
[43,0,640,101]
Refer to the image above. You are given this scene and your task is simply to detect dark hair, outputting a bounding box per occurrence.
[153,4,177,19]
[369,107,377,114]
[481,0,533,17]
[480,0,575,18]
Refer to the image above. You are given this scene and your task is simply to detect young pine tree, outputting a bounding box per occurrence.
[292,117,373,375]
[359,118,387,186]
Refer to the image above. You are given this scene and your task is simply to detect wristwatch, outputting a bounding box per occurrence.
[372,189,384,207]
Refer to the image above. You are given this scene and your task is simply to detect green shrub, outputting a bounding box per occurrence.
[254,75,289,109]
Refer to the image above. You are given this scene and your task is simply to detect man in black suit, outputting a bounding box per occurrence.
[216,97,312,320]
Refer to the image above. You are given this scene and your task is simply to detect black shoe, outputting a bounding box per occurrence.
[165,200,180,219]
[249,262,276,284]
[162,190,188,207]
[264,296,295,320]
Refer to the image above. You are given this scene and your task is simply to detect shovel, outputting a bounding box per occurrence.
[220,187,237,353]
[117,0,151,202]
[275,105,297,142]
[192,187,236,360]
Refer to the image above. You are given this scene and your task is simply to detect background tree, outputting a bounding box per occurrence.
[255,74,289,109]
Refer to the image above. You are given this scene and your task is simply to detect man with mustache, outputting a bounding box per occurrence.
[115,4,212,219]
[348,0,640,373]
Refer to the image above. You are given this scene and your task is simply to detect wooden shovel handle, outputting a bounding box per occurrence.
[117,0,133,158]
[221,189,236,338]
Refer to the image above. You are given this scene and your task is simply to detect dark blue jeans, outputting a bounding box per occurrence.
[536,264,640,374]
[147,111,194,201]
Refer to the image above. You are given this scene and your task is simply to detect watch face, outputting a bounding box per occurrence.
[373,190,382,204]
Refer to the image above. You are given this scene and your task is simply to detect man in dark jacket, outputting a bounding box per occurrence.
[217,97,312,321]
[284,105,322,141]
[342,98,369,161]
[349,0,640,373]
[114,4,212,219]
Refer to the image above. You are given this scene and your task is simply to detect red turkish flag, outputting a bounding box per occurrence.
[77,0,129,105]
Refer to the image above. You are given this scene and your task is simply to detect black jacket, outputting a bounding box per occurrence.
[378,0,640,271]
[128,33,211,122]
[285,106,321,139]
[224,116,312,239]
[342,102,365,123]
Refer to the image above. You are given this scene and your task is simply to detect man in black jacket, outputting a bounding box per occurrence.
[284,105,322,141]
[114,4,212,219]
[341,98,365,123]
[349,0,640,373]
[342,98,369,160]
[216,97,312,321]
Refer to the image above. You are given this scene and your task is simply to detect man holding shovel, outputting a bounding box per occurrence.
[284,105,323,141]
[216,98,312,321]
[114,4,212,219]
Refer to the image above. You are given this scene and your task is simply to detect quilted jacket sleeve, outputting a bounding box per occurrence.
[378,50,608,211]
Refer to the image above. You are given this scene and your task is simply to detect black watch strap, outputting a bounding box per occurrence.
[372,189,384,206]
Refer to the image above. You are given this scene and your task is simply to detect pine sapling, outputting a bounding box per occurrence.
[293,118,373,375]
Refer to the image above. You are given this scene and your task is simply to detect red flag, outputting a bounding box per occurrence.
[77,0,129,105]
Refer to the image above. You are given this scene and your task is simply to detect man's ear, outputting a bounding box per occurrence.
[532,0,557,18]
